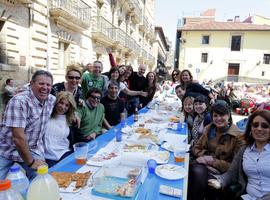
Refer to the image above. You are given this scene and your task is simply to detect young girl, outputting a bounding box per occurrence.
[44,91,77,167]
[183,96,195,143]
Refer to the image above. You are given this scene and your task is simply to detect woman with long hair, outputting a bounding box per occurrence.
[208,110,270,200]
[44,91,77,167]
[142,72,161,107]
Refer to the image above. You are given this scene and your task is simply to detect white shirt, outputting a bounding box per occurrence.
[44,115,70,160]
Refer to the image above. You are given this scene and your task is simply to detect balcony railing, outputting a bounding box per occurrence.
[92,16,116,44]
[116,28,126,47]
[129,0,142,24]
[125,36,140,56]
[139,17,149,32]
[49,0,91,31]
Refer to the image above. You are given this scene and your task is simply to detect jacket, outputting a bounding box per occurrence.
[192,123,244,173]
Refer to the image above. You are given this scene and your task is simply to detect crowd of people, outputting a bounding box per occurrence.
[0,56,269,200]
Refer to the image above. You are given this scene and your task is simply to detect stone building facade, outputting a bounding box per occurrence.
[0,0,156,88]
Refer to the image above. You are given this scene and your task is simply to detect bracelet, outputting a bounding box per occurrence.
[28,159,35,167]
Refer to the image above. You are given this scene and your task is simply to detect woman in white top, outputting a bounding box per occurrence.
[105,67,147,97]
[44,91,77,167]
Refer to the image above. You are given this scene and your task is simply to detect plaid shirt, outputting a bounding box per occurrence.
[0,88,55,162]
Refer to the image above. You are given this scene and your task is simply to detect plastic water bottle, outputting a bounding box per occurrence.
[27,165,60,200]
[0,179,24,200]
[6,164,29,199]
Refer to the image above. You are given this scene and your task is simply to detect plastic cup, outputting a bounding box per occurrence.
[73,142,88,165]
[174,148,186,163]
[147,159,157,173]
[115,130,122,142]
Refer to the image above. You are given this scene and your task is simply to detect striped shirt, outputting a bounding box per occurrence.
[0,88,55,162]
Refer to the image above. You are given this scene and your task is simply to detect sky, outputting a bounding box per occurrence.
[155,0,270,47]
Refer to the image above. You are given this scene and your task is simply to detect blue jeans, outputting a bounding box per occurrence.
[0,152,44,180]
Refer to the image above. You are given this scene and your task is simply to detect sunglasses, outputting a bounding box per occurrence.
[251,122,269,129]
[90,95,101,101]
[172,73,179,76]
[68,76,80,80]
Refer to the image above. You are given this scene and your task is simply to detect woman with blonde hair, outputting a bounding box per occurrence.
[51,63,83,106]
[44,91,77,167]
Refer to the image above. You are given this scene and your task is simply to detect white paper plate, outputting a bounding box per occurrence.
[155,164,187,180]
[161,142,189,152]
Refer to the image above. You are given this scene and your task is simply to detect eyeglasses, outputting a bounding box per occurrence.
[68,76,80,80]
[90,95,101,101]
[172,73,179,76]
[251,122,269,129]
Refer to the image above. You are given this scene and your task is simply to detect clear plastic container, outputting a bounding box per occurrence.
[27,165,60,200]
[92,162,143,198]
[6,164,29,198]
[0,179,24,200]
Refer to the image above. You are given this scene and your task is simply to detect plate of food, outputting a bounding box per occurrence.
[155,164,187,180]
[148,151,170,164]
[87,150,120,167]
[50,171,92,193]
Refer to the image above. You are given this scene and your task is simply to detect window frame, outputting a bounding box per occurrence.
[263,54,270,64]
[201,35,210,45]
[201,53,208,63]
[231,35,242,51]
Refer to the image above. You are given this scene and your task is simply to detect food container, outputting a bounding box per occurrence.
[92,162,143,199]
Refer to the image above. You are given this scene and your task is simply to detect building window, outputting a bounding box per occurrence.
[262,71,265,76]
[0,20,6,64]
[263,54,270,64]
[231,35,241,51]
[58,42,70,69]
[201,53,208,63]
[202,35,209,44]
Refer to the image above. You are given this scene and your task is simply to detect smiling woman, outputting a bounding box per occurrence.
[208,110,270,200]
[51,63,83,106]
[188,100,243,200]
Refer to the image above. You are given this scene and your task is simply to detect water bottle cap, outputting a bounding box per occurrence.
[37,165,48,175]
[9,165,20,172]
[0,179,11,191]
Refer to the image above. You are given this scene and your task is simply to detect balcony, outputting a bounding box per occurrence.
[139,17,149,33]
[115,28,126,48]
[49,0,91,32]
[92,16,116,46]
[129,0,142,24]
[125,35,140,56]
[148,53,155,64]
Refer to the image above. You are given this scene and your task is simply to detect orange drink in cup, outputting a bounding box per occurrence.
[73,142,88,165]
[174,147,185,163]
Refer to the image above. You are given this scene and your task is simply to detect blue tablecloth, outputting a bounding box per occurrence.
[50,108,188,200]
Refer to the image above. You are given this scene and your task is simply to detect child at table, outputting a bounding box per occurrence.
[183,96,196,143]
[44,91,77,167]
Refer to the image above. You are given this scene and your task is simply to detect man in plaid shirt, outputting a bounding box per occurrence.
[0,70,56,179]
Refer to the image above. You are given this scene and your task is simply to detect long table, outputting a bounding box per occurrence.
[50,108,189,200]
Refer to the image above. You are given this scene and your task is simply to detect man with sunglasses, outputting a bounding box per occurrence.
[74,87,105,142]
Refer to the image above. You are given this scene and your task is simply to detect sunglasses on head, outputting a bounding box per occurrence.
[90,95,101,101]
[68,76,80,80]
[251,122,269,129]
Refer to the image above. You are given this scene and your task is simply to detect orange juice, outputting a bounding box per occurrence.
[76,157,87,165]
[174,155,185,162]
